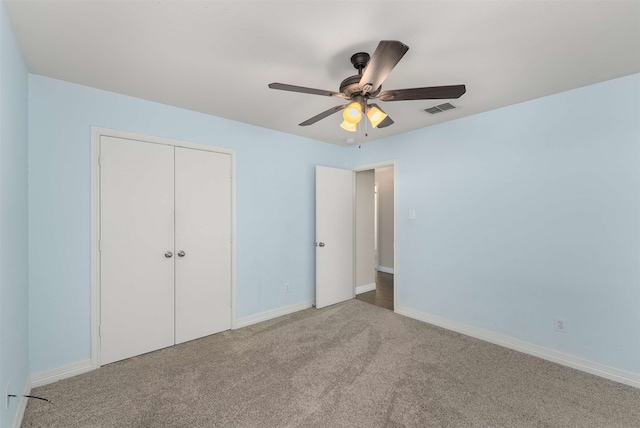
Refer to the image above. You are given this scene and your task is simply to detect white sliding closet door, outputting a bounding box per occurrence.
[100,136,175,365]
[175,148,231,344]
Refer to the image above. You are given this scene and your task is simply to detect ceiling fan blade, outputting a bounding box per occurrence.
[376,116,394,128]
[368,103,394,128]
[299,104,347,126]
[379,85,466,102]
[359,40,409,93]
[269,83,347,99]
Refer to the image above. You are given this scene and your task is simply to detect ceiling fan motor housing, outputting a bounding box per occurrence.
[340,75,364,97]
[340,52,380,97]
[340,75,382,98]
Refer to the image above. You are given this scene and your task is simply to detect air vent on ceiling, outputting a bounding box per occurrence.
[425,102,457,114]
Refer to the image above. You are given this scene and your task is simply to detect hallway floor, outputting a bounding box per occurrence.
[355,271,394,310]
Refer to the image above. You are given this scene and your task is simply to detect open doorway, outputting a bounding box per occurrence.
[353,163,396,311]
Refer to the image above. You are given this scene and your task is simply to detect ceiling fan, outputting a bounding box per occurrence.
[268,40,466,132]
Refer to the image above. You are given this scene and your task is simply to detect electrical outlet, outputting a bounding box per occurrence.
[5,382,10,410]
[284,282,290,293]
[554,317,567,333]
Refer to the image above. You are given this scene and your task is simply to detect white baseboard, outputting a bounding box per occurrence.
[377,266,394,274]
[234,299,315,329]
[396,305,640,389]
[12,377,31,428]
[30,359,93,388]
[356,283,376,295]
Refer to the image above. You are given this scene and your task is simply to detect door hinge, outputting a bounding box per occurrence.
[98,239,101,252]
[98,156,102,166]
[99,325,101,337]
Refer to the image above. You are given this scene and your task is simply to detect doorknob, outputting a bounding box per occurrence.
[317,242,325,247]
[177,250,186,257]
[165,251,173,258]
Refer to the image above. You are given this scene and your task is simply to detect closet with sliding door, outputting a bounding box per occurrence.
[99,135,231,365]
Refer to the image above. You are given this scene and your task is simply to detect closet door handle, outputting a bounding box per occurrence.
[177,251,186,257]
[165,251,173,258]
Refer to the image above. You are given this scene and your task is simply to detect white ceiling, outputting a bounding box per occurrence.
[5,0,640,146]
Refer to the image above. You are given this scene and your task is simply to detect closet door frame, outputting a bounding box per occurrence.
[90,126,237,370]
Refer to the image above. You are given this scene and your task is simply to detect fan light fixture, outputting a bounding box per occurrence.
[340,120,357,132]
[366,105,387,128]
[340,101,388,132]
[343,102,362,124]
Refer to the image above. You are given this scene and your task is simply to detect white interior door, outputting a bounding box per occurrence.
[316,166,354,309]
[100,136,175,365]
[174,148,231,344]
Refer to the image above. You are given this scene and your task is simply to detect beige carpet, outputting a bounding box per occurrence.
[22,300,640,427]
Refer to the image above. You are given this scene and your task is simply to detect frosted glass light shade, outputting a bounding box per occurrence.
[340,120,357,132]
[342,102,362,124]
[366,106,387,128]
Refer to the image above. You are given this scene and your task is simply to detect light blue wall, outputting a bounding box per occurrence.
[348,74,640,374]
[28,75,346,374]
[25,61,640,378]
[0,2,29,427]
